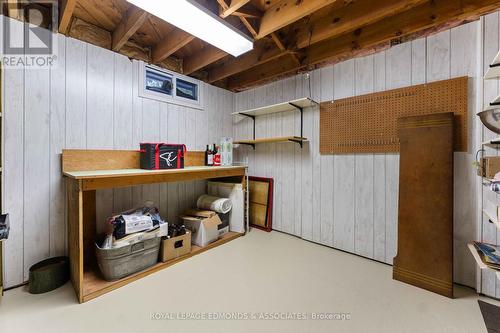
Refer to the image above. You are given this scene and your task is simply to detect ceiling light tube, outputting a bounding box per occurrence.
[127,0,254,57]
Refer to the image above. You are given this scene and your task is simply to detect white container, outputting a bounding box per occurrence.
[220,137,233,166]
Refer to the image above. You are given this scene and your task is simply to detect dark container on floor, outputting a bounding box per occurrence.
[28,256,70,294]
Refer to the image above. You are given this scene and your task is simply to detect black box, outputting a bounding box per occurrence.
[140,143,186,170]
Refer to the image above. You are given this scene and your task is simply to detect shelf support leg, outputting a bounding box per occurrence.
[289,102,304,148]
[240,113,256,150]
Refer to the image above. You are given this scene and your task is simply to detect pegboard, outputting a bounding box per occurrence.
[320,77,468,154]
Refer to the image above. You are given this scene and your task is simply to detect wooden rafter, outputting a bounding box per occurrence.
[152,30,195,64]
[256,0,337,39]
[220,0,252,18]
[59,0,77,34]
[227,53,302,90]
[183,46,228,75]
[208,39,285,82]
[230,6,262,19]
[228,0,500,90]
[112,6,148,51]
[291,0,427,49]
[6,0,21,20]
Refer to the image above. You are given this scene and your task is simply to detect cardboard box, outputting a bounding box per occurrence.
[181,210,221,247]
[479,156,500,179]
[160,231,191,262]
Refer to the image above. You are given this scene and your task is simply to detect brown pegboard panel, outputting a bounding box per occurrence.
[320,77,468,154]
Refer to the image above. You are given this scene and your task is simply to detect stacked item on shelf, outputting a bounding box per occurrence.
[139,143,186,170]
[473,241,500,271]
[207,180,245,234]
[181,195,233,247]
[160,224,191,263]
[96,203,168,281]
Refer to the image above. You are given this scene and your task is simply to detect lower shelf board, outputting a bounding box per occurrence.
[234,136,307,145]
[467,243,500,279]
[81,231,243,303]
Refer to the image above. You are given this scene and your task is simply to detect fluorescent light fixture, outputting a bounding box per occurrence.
[126,0,254,57]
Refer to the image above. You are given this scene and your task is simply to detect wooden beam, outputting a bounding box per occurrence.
[183,46,228,75]
[112,7,148,51]
[220,0,252,18]
[208,39,284,82]
[239,16,258,37]
[6,0,21,20]
[231,6,262,19]
[292,0,427,49]
[152,30,195,64]
[256,0,337,39]
[59,0,77,34]
[229,0,500,90]
[227,53,302,91]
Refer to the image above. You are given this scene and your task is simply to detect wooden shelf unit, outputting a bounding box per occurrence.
[232,97,318,149]
[62,149,247,303]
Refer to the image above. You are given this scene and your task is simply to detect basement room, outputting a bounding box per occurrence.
[1,0,500,332]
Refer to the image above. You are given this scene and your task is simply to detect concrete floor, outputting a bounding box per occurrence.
[0,230,497,333]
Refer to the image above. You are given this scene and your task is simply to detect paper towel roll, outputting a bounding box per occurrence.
[196,195,232,214]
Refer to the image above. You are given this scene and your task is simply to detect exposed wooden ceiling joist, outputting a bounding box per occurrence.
[112,6,148,51]
[228,0,500,90]
[256,0,337,39]
[227,53,303,89]
[59,0,77,34]
[6,0,20,20]
[183,46,228,74]
[220,0,252,18]
[152,30,195,64]
[230,5,262,19]
[291,0,427,50]
[208,39,286,82]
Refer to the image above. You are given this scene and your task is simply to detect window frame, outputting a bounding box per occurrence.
[139,62,204,110]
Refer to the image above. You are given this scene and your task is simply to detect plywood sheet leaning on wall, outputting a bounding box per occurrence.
[319,76,468,153]
[393,112,454,298]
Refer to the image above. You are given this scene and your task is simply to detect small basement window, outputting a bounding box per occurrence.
[145,66,173,96]
[139,62,203,110]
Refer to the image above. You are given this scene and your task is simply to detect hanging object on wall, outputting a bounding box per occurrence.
[393,112,454,298]
[249,177,273,232]
[319,77,468,154]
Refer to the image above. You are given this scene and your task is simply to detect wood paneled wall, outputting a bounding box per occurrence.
[1,17,234,288]
[234,20,481,291]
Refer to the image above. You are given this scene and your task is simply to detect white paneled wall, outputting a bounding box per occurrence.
[2,15,498,297]
[235,21,481,290]
[1,18,234,288]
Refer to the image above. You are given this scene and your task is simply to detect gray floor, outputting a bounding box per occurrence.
[0,230,497,333]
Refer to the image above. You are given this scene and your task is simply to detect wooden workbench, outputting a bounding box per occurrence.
[62,149,246,303]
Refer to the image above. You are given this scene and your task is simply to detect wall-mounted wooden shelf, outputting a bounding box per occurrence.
[235,136,307,148]
[232,98,318,149]
[231,97,318,117]
[485,50,500,79]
